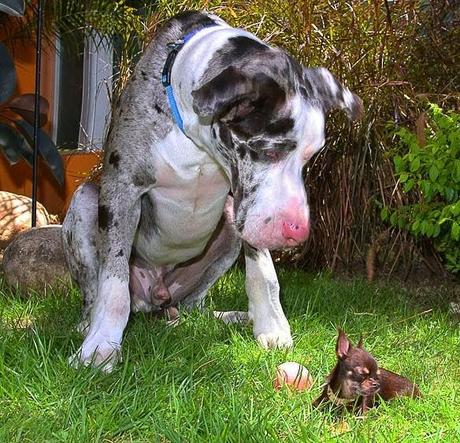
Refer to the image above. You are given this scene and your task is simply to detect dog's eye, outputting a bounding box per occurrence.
[353,373,365,382]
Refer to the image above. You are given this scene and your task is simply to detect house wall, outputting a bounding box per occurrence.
[0,152,101,219]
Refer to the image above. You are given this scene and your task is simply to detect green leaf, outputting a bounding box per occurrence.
[404,179,415,192]
[0,122,32,164]
[452,223,460,241]
[425,223,435,238]
[445,188,456,202]
[393,155,403,173]
[0,0,25,16]
[429,165,439,181]
[452,202,460,217]
[0,42,16,104]
[14,119,64,185]
[421,181,431,197]
[421,220,429,235]
[380,207,389,221]
[410,157,421,172]
[390,212,398,227]
[399,172,409,183]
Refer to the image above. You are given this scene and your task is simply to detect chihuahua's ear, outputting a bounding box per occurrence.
[336,328,352,359]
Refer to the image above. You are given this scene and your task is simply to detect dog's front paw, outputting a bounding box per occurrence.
[69,335,121,373]
[256,331,293,349]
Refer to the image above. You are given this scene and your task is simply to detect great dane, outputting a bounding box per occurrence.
[62,11,362,372]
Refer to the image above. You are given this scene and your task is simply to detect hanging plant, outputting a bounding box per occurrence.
[0,40,63,184]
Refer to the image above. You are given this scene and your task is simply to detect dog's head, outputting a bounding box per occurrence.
[334,329,381,399]
[191,36,362,250]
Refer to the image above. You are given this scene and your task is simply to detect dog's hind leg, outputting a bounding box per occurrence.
[62,182,100,335]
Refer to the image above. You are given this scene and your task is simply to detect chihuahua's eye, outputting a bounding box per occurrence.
[353,373,365,382]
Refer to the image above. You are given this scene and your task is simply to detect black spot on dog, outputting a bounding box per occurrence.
[227,74,287,138]
[178,11,217,36]
[108,151,120,169]
[264,217,272,224]
[249,183,259,196]
[98,205,113,231]
[248,148,259,162]
[219,36,269,66]
[265,118,294,135]
[114,221,119,228]
[66,231,73,246]
[155,104,164,114]
[300,85,312,100]
[217,124,234,150]
[236,143,247,159]
[116,249,124,257]
[141,70,148,81]
[244,243,259,259]
[138,195,159,236]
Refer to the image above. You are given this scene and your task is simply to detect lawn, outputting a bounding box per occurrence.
[0,268,459,442]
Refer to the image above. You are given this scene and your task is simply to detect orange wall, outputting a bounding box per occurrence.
[4,38,55,135]
[0,152,101,219]
[1,10,82,219]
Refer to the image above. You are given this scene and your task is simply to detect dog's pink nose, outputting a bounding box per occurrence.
[281,220,310,245]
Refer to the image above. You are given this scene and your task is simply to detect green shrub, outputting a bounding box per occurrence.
[382,105,460,273]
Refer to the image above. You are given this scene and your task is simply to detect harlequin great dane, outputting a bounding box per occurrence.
[62,10,362,372]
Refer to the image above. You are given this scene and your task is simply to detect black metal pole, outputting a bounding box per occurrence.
[32,0,45,227]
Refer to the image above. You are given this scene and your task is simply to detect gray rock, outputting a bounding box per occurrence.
[2,225,71,293]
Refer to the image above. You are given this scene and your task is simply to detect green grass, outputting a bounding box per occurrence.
[0,268,459,442]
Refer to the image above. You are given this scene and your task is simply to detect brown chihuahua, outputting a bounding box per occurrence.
[313,329,421,414]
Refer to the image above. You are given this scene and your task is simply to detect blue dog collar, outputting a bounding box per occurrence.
[161,24,218,133]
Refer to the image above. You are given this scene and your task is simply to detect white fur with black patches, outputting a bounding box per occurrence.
[62,11,363,372]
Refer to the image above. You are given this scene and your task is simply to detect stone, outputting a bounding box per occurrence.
[2,225,71,292]
[0,191,57,249]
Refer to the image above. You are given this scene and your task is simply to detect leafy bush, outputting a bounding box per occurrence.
[382,105,460,273]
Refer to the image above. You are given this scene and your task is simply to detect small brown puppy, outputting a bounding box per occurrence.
[313,329,421,414]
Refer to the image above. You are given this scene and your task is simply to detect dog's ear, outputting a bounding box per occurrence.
[192,66,285,126]
[336,328,353,359]
[303,67,363,121]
